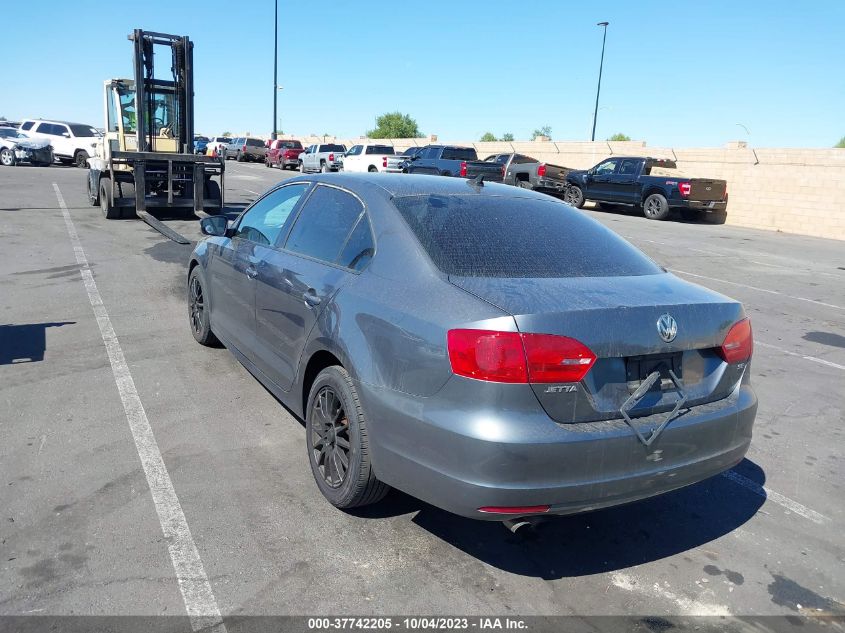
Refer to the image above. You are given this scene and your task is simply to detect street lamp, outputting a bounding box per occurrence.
[272,0,278,140]
[590,21,609,142]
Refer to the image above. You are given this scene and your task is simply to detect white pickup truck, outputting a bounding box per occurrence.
[340,143,403,173]
[299,143,347,173]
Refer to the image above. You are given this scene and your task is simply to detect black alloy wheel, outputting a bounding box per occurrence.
[310,386,351,488]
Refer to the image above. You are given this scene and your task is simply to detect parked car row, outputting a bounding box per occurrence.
[0,118,101,168]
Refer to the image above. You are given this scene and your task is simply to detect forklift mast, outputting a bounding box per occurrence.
[129,29,194,154]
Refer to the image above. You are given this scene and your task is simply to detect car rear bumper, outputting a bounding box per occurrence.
[535,178,568,192]
[678,200,728,212]
[360,379,756,520]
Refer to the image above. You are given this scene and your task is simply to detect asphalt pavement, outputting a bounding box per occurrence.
[1,161,843,622]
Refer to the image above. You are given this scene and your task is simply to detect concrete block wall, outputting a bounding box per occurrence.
[294,135,845,241]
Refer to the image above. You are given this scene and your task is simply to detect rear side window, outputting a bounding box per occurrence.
[337,215,374,271]
[392,194,662,278]
[20,121,34,131]
[441,147,477,161]
[69,124,98,137]
[366,145,394,155]
[285,186,364,264]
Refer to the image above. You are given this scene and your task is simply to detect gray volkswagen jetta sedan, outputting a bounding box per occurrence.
[188,173,757,520]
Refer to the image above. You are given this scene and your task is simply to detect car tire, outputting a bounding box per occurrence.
[368,166,378,173]
[516,179,533,189]
[320,162,329,173]
[643,193,670,220]
[100,178,120,219]
[75,150,89,169]
[306,366,389,509]
[565,185,585,208]
[265,158,271,168]
[236,151,244,162]
[187,266,219,346]
[299,161,305,173]
[0,148,16,167]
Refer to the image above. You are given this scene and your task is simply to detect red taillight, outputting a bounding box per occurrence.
[383,156,388,168]
[447,329,596,384]
[718,318,753,364]
[537,164,546,177]
[478,505,550,515]
[678,182,691,197]
[501,165,505,178]
[447,330,527,383]
[522,333,597,383]
[460,161,467,177]
[242,144,247,151]
[329,153,334,162]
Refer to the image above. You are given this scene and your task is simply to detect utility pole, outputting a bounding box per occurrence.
[272,0,278,140]
[591,21,609,142]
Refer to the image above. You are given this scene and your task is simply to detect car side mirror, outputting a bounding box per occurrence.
[200,216,229,237]
[62,132,71,138]
[411,155,420,161]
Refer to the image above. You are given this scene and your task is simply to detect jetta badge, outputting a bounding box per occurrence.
[657,314,677,343]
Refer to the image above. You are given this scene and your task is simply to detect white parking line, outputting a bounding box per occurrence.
[757,341,845,371]
[722,469,829,525]
[671,269,845,311]
[53,184,227,633]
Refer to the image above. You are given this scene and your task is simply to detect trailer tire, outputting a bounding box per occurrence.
[100,178,120,220]
[643,193,670,220]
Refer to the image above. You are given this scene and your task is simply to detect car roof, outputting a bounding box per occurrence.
[283,172,561,201]
[24,119,95,127]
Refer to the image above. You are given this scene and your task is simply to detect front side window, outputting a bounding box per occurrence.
[284,186,364,263]
[234,184,309,246]
[346,145,362,156]
[594,159,618,175]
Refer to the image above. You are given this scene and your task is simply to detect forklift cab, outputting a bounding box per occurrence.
[102,79,181,160]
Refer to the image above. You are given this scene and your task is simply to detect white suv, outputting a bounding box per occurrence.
[19,119,101,168]
[340,143,401,173]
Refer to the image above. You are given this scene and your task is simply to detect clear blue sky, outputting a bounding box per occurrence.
[2,0,843,147]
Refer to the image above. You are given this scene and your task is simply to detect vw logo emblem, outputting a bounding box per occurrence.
[657,314,678,343]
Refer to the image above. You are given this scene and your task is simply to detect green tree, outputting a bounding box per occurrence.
[836,136,845,148]
[608,133,631,141]
[222,132,231,137]
[501,132,514,141]
[532,125,552,140]
[367,112,422,139]
[479,132,498,142]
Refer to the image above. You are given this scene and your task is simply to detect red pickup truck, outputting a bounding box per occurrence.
[265,139,305,170]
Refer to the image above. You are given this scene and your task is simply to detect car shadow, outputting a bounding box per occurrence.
[0,322,75,365]
[352,458,765,579]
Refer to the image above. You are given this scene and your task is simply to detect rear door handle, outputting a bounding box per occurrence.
[245,265,258,279]
[303,289,321,307]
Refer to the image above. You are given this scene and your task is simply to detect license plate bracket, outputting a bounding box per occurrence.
[626,353,682,393]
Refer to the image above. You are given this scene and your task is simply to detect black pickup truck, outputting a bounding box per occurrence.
[404,145,503,182]
[485,153,571,194]
[565,157,728,220]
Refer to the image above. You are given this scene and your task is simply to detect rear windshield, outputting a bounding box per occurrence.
[320,144,346,152]
[245,138,264,147]
[69,124,99,137]
[280,141,302,149]
[366,145,395,155]
[442,147,477,161]
[392,194,662,278]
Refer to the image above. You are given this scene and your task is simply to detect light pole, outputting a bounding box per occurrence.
[590,21,609,142]
[272,0,278,140]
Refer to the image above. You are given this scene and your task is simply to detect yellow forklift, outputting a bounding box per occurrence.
[87,29,223,243]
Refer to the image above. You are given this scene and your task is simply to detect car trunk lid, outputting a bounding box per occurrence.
[449,273,746,424]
